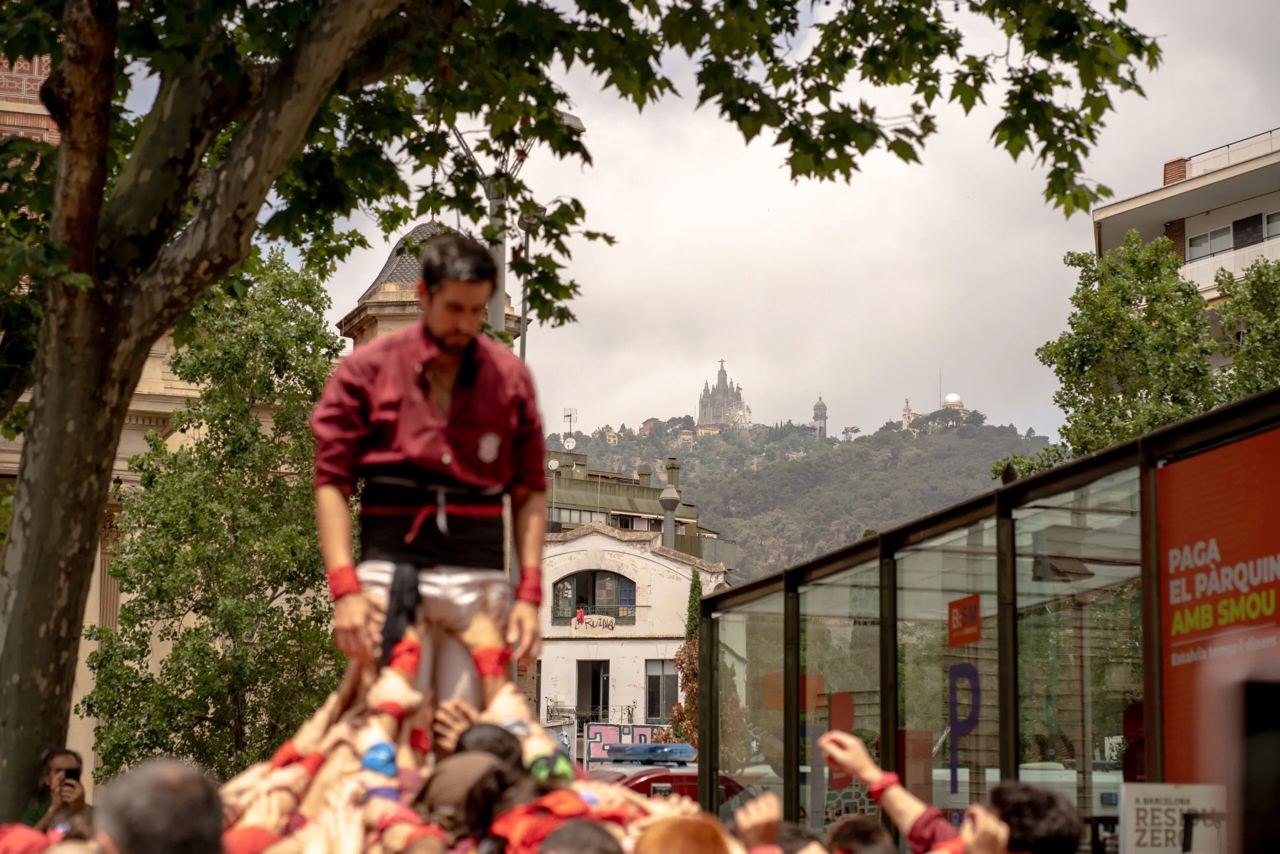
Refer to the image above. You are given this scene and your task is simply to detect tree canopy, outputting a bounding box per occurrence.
[997,233,1280,479]
[0,0,1160,809]
[77,252,346,781]
[0,0,1160,421]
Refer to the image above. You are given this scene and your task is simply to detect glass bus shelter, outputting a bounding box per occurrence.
[697,387,1280,846]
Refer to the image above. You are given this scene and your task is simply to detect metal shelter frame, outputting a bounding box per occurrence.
[697,385,1280,821]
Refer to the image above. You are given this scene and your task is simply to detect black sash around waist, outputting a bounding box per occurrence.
[358,475,505,570]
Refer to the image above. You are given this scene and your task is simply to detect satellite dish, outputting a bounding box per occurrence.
[563,437,577,450]
[548,459,560,471]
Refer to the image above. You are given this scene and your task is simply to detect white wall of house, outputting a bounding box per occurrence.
[535,526,724,726]
[538,637,684,725]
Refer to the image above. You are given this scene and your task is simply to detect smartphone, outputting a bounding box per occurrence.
[63,766,81,782]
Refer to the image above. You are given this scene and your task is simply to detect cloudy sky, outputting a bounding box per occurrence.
[322,0,1278,441]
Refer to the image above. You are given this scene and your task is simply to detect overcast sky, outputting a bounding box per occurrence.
[322,0,1278,441]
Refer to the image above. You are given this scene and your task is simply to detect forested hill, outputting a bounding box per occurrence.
[549,419,1049,580]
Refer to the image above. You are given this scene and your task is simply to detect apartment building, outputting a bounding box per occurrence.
[1092,128,1280,302]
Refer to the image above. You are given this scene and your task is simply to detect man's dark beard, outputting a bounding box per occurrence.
[424,326,474,356]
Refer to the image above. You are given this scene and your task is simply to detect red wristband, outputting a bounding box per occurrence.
[515,565,542,606]
[327,565,361,601]
[868,771,900,803]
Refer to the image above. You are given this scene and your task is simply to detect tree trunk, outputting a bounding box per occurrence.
[0,283,151,816]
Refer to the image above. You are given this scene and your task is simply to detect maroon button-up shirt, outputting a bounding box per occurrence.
[311,324,546,498]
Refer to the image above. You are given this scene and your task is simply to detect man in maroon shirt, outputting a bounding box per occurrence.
[311,234,547,731]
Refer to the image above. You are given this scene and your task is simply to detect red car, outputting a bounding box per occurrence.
[587,763,748,813]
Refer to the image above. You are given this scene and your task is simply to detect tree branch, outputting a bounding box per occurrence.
[130,0,405,341]
[41,0,118,277]
[98,41,269,282]
[337,1,461,92]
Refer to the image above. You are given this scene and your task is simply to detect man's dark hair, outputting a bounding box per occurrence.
[989,781,1083,854]
[541,818,624,854]
[459,762,552,840]
[457,723,524,769]
[36,748,83,796]
[776,821,822,853]
[419,234,497,294]
[96,759,222,854]
[827,813,892,853]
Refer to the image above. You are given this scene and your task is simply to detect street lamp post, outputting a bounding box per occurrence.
[439,111,585,341]
[484,180,508,334]
[517,205,545,361]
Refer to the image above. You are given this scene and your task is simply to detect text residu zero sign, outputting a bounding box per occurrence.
[1119,783,1226,854]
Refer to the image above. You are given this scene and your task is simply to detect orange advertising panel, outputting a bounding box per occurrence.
[947,594,981,647]
[1158,426,1280,784]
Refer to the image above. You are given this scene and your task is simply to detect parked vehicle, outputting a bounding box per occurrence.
[588,763,747,810]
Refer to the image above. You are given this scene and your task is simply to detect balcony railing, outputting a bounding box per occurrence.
[1181,235,1280,295]
[551,603,637,626]
[1187,128,1280,178]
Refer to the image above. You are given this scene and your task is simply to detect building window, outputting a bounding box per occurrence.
[552,571,637,625]
[577,660,611,724]
[646,659,679,723]
[547,508,607,526]
[1266,212,1280,240]
[1188,225,1231,261]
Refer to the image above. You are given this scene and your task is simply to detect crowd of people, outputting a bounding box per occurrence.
[3,665,1084,854]
[3,234,1087,853]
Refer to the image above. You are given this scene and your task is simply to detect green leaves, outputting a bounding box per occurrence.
[78,252,345,781]
[0,0,1157,429]
[1006,235,1280,479]
[1216,259,1280,401]
[1038,232,1219,459]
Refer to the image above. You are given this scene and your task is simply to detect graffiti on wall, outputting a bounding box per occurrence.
[584,723,668,767]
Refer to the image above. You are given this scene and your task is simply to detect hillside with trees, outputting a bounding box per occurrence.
[549,417,1048,580]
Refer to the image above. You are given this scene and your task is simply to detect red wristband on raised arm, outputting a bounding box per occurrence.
[867,771,900,803]
[515,565,542,606]
[327,565,361,601]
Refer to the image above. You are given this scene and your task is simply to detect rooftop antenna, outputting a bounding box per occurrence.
[563,407,578,437]
[938,368,943,409]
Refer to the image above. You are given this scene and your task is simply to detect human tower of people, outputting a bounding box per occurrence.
[3,235,1087,854]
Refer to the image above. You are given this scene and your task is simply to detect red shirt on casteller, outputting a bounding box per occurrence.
[311,323,546,497]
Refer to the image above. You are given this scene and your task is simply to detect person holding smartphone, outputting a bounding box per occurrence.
[20,748,91,833]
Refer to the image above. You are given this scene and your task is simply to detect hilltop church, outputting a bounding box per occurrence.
[697,360,753,431]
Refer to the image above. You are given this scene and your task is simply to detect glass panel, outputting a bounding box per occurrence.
[800,562,881,833]
[596,572,618,608]
[1189,233,1210,260]
[646,660,678,723]
[647,661,662,721]
[897,519,1000,819]
[1210,226,1232,254]
[663,671,678,721]
[714,591,785,820]
[1015,466,1141,831]
[1267,212,1280,239]
[553,578,574,624]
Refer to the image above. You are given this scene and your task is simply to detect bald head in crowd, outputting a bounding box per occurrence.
[94,759,222,854]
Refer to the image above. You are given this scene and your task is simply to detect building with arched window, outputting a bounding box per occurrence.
[534,523,726,744]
